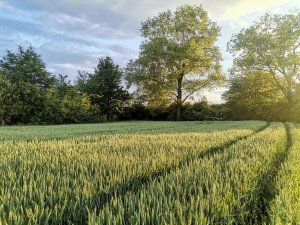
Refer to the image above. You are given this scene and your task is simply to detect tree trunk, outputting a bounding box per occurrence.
[176,75,183,121]
[286,77,294,104]
[176,102,181,121]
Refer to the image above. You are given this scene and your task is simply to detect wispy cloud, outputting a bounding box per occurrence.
[0,0,299,103]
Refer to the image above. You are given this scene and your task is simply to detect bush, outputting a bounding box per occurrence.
[119,101,229,121]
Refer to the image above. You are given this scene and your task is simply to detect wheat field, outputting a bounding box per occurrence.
[0,121,298,225]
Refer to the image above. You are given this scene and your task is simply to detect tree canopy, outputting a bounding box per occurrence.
[228,11,300,104]
[79,57,130,120]
[126,5,224,120]
[223,71,285,121]
[0,46,99,124]
[0,46,54,124]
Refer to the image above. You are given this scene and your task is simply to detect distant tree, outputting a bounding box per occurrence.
[52,74,70,98]
[83,57,130,120]
[0,46,55,124]
[228,11,300,105]
[223,72,285,120]
[125,5,224,121]
[181,100,228,121]
[44,74,99,124]
[76,70,91,93]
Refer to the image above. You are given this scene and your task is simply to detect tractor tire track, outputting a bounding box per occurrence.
[75,122,271,225]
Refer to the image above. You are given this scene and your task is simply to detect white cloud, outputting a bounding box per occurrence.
[205,87,228,104]
[1,0,299,84]
[229,19,250,29]
[52,63,80,70]
[93,0,299,23]
[214,0,293,21]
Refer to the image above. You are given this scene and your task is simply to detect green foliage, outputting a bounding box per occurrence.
[118,104,152,120]
[0,46,55,124]
[125,5,224,120]
[292,85,300,122]
[0,47,104,124]
[118,101,228,121]
[228,11,300,104]
[76,70,91,94]
[79,57,130,120]
[46,75,100,124]
[223,72,286,121]
[180,101,228,121]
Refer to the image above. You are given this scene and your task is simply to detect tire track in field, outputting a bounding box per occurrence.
[74,122,270,224]
[237,122,293,225]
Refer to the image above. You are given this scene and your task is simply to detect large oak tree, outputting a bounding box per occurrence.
[126,5,224,120]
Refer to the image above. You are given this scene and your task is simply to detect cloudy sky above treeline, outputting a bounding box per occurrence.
[0,0,299,103]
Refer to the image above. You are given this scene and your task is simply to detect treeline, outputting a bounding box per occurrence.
[0,47,226,124]
[0,5,299,124]
[223,73,300,122]
[0,47,130,124]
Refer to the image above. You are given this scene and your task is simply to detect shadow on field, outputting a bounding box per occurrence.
[232,123,292,225]
[62,122,270,225]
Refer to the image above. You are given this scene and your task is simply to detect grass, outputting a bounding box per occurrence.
[89,123,286,225]
[0,121,297,224]
[0,121,264,141]
[268,123,300,224]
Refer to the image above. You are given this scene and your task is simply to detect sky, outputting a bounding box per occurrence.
[0,0,299,103]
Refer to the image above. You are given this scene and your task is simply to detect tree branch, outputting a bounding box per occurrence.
[181,80,210,103]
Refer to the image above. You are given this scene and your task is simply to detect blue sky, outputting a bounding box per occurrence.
[0,0,299,103]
